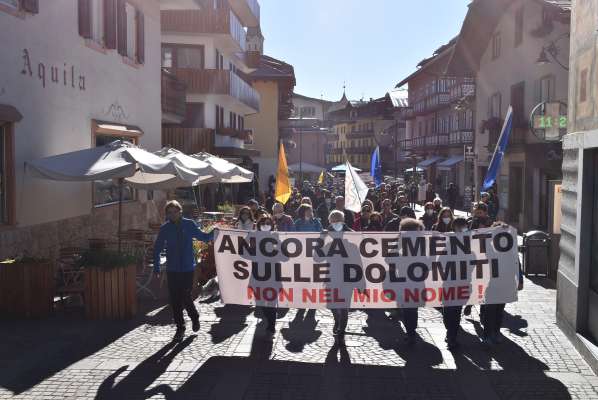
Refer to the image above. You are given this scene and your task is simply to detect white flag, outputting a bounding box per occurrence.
[344,161,369,213]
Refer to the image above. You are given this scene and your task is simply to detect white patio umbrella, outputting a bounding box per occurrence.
[25,140,199,251]
[191,152,254,184]
[124,147,219,190]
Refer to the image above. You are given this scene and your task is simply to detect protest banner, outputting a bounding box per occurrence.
[213,226,519,309]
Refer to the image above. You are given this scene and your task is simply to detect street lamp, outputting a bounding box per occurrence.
[535,33,569,71]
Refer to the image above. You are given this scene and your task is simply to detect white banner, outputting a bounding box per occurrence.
[213,226,519,309]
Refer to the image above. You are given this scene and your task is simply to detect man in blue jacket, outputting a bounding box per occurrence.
[154,200,214,341]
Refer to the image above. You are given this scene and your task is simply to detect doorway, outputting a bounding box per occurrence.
[588,151,598,343]
[508,164,524,226]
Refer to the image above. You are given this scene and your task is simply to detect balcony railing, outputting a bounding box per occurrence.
[172,68,260,111]
[161,8,246,51]
[162,127,214,155]
[345,147,373,155]
[448,78,476,102]
[161,69,186,123]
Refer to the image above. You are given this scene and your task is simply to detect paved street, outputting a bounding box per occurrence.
[0,275,597,400]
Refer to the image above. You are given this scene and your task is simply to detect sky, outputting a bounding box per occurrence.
[259,0,471,102]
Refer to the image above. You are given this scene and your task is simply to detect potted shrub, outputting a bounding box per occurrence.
[0,255,54,319]
[79,248,141,320]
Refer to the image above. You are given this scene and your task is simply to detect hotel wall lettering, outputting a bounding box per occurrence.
[21,49,86,91]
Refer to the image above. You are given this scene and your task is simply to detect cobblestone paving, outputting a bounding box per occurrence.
[1,276,597,399]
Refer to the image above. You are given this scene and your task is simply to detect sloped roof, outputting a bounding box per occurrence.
[388,89,409,108]
[396,38,457,88]
[250,54,296,85]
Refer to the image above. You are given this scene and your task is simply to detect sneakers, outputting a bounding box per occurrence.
[173,327,185,342]
[191,317,200,333]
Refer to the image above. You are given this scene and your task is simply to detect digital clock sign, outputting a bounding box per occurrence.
[530,101,568,142]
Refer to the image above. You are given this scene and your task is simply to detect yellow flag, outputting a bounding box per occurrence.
[275,142,292,204]
[318,170,324,184]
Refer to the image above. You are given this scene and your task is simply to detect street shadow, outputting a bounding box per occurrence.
[280,309,322,352]
[527,276,557,290]
[94,336,195,400]
[118,355,572,399]
[501,310,528,337]
[362,309,405,350]
[207,304,253,344]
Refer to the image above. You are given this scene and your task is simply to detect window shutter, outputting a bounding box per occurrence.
[117,0,127,56]
[104,0,117,49]
[78,0,92,39]
[136,9,145,64]
[21,0,39,13]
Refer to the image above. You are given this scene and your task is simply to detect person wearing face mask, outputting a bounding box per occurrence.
[235,206,255,231]
[419,202,437,231]
[316,191,333,227]
[271,202,294,232]
[153,200,215,342]
[255,215,279,334]
[247,199,260,220]
[294,204,323,232]
[326,210,353,344]
[432,207,454,233]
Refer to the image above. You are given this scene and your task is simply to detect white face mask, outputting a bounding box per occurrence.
[331,222,344,232]
[425,209,433,216]
[442,217,451,225]
[459,227,469,233]
[260,224,272,232]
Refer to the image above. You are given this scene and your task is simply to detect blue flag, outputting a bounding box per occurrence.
[482,106,513,192]
[370,146,383,187]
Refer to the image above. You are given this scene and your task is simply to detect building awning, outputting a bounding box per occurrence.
[437,155,464,170]
[0,104,23,122]
[417,156,444,168]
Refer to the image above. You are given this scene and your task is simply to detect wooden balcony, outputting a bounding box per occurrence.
[230,0,260,27]
[161,69,186,124]
[161,8,246,51]
[162,127,214,155]
[172,68,260,112]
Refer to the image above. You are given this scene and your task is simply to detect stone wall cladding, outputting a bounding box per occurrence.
[0,201,160,261]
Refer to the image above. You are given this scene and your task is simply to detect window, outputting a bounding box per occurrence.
[93,133,137,207]
[215,105,224,130]
[492,32,501,60]
[176,46,204,69]
[580,69,588,103]
[229,112,237,129]
[125,3,136,58]
[238,115,244,132]
[510,81,525,127]
[300,107,315,118]
[215,49,224,69]
[514,7,524,47]
[538,75,555,102]
[162,46,174,68]
[488,92,502,118]
[182,103,204,128]
[91,0,104,44]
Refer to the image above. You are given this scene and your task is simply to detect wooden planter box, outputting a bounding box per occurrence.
[85,264,137,320]
[0,261,54,319]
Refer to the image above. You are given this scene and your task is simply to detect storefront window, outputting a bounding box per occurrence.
[93,134,136,207]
